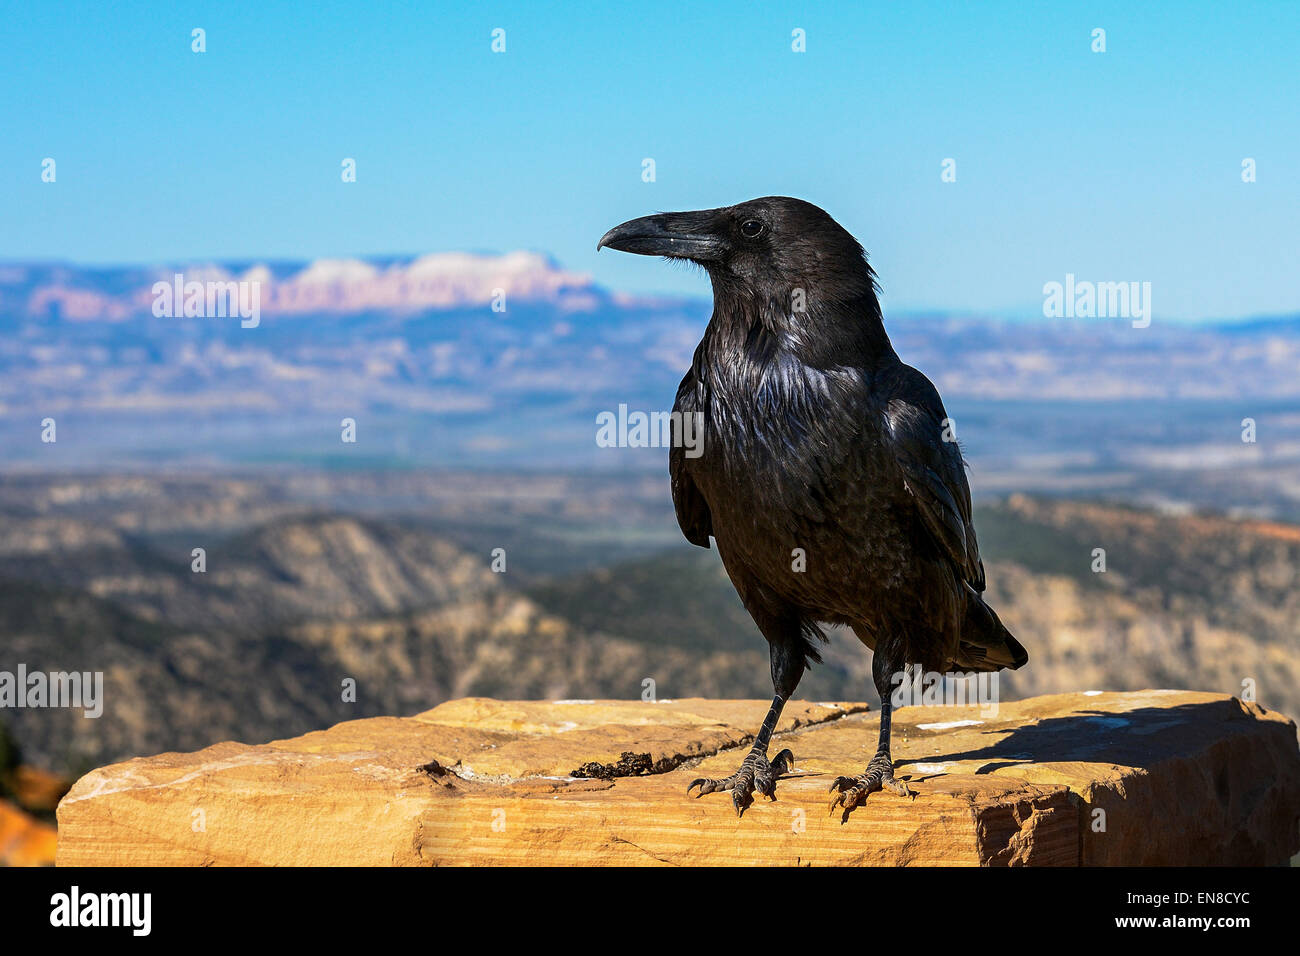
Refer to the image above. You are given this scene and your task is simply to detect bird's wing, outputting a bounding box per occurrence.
[881,364,986,591]
[671,370,713,549]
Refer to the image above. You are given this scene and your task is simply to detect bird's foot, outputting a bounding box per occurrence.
[687,747,795,817]
[828,750,912,818]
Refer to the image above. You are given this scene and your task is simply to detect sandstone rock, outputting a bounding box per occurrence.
[56,690,1300,866]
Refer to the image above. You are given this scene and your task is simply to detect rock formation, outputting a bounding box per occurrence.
[55,690,1300,866]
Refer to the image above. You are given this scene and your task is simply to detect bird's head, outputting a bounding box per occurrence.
[598,197,881,328]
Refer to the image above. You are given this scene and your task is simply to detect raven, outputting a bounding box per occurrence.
[598,197,1027,818]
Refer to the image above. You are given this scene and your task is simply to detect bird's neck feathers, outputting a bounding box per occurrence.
[702,270,894,372]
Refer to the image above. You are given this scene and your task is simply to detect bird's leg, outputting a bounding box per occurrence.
[829,650,913,816]
[828,697,912,813]
[687,692,795,815]
[687,635,804,817]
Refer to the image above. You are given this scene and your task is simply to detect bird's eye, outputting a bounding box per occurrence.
[740,219,765,239]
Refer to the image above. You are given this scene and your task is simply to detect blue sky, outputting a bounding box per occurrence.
[1,1,1297,320]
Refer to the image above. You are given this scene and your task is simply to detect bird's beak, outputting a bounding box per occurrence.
[597,210,728,262]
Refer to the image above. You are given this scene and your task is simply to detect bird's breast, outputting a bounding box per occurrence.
[689,356,881,522]
[681,348,925,621]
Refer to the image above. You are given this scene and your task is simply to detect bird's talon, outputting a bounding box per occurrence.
[687,747,793,816]
[885,777,913,798]
[827,752,908,817]
[770,748,795,775]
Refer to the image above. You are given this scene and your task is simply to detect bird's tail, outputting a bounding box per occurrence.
[952,585,1028,672]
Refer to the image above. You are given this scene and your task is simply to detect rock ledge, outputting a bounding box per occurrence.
[56,691,1300,866]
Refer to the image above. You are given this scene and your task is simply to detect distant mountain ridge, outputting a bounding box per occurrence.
[0,251,606,321]
[4,251,1298,329]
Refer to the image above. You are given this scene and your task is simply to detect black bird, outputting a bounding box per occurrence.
[598,197,1027,818]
